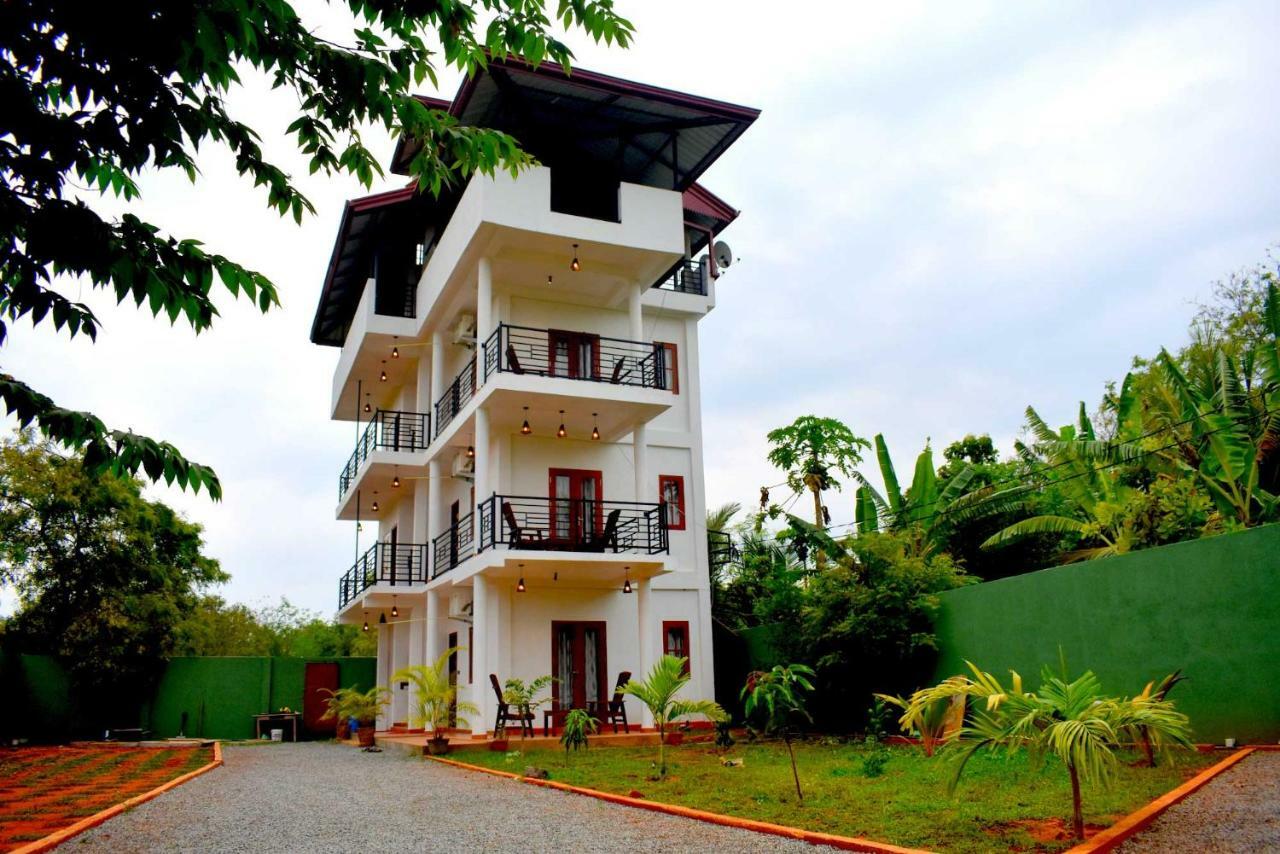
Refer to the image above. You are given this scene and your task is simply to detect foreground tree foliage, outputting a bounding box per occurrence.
[0,0,633,496]
[0,433,225,722]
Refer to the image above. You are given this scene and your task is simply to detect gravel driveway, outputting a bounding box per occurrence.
[63,742,839,854]
[1118,751,1280,852]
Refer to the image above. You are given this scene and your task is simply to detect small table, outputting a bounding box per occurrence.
[253,712,300,742]
[542,704,603,736]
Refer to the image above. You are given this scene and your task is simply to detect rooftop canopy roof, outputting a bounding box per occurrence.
[392,57,759,191]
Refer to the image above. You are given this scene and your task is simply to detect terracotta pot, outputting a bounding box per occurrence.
[663,732,684,746]
[357,726,376,747]
[426,737,451,755]
[489,739,510,752]
[336,721,350,741]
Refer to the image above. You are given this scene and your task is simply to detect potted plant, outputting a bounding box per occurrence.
[621,655,726,778]
[494,675,554,750]
[319,687,356,741]
[393,648,478,756]
[346,686,390,747]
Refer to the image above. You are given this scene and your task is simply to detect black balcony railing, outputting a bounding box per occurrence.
[482,323,666,389]
[432,512,475,577]
[339,409,430,498]
[337,541,429,609]
[707,529,739,574]
[651,258,706,296]
[433,357,477,438]
[477,494,669,555]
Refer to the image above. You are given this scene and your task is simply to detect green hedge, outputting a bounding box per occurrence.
[932,524,1280,744]
[4,656,376,742]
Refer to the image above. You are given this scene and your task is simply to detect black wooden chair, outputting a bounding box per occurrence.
[581,509,621,553]
[490,673,534,738]
[602,671,632,733]
[503,501,549,550]
[505,344,525,374]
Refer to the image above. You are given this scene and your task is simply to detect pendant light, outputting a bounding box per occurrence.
[622,566,632,594]
[570,243,581,272]
[371,499,379,512]
[557,410,567,438]
[547,275,553,286]
[379,611,387,624]
[516,565,526,593]
[520,406,532,435]
[391,339,400,359]
[466,445,475,458]
[379,361,388,382]
[591,413,600,441]
[363,392,372,414]
[391,596,398,618]
[392,470,401,488]
[362,612,370,632]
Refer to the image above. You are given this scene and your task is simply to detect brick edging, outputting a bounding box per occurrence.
[427,755,933,854]
[1063,747,1257,853]
[10,742,225,854]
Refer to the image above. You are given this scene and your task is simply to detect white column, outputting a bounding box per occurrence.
[416,349,432,412]
[430,329,444,412]
[412,478,429,547]
[476,257,493,341]
[635,577,654,727]
[474,405,491,503]
[425,588,441,664]
[471,576,489,736]
[375,622,390,730]
[628,282,644,340]
[633,424,648,503]
[426,458,442,544]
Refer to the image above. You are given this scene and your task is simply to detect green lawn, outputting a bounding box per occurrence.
[453,739,1217,853]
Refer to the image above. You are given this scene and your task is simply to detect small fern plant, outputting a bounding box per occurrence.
[560,708,597,764]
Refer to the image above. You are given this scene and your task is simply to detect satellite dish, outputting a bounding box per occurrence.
[713,240,733,270]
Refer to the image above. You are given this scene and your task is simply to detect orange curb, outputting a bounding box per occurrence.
[10,742,225,854]
[427,755,932,854]
[1064,747,1257,854]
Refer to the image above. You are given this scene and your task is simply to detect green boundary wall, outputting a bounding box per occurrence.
[932,524,1280,744]
[4,656,376,742]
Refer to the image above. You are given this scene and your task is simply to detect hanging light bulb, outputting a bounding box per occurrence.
[547,274,553,286]
[516,566,526,593]
[391,596,398,618]
[623,572,632,594]
[379,361,388,382]
[570,243,581,272]
[362,613,370,632]
[391,339,400,359]
[392,472,401,488]
[466,445,475,458]
[379,612,387,624]
[371,499,379,512]
[520,406,532,436]
[591,413,600,441]
[363,400,372,414]
[557,410,567,439]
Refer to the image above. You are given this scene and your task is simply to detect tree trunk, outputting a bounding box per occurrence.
[785,735,803,803]
[658,722,667,777]
[1140,728,1155,767]
[1068,761,1084,840]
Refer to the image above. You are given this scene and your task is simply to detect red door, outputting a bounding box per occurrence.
[551,621,608,712]
[548,330,600,379]
[548,468,602,548]
[303,662,339,737]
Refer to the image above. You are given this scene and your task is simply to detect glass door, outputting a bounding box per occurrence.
[548,330,600,379]
[549,468,603,548]
[551,621,608,712]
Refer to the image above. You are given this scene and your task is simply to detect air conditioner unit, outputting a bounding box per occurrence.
[452,313,477,347]
[451,450,475,480]
[448,593,473,623]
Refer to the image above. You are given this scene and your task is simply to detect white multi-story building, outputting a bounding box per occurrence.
[311,59,757,735]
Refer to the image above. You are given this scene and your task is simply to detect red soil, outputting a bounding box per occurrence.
[0,745,211,852]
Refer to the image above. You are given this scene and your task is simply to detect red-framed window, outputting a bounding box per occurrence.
[655,342,678,393]
[658,475,686,530]
[663,621,691,675]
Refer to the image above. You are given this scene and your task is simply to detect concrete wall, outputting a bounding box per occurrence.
[932,524,1280,744]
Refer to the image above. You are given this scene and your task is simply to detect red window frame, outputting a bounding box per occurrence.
[655,341,678,393]
[662,620,691,675]
[658,474,686,530]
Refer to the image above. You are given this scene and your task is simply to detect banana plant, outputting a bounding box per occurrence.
[980,404,1143,561]
[852,434,989,555]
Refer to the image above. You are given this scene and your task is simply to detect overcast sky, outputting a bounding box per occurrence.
[4,0,1278,616]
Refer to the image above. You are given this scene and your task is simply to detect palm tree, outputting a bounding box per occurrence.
[741,663,816,802]
[706,501,742,533]
[393,648,479,737]
[621,655,726,777]
[893,662,1192,840]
